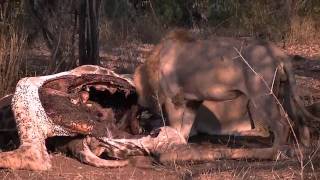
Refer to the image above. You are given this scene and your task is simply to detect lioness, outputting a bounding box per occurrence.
[133,30,318,160]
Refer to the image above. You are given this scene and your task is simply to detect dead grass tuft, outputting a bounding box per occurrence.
[0,26,26,97]
[287,16,320,44]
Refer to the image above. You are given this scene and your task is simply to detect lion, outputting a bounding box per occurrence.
[133,29,320,160]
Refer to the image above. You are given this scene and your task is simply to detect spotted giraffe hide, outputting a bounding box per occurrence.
[0,65,186,170]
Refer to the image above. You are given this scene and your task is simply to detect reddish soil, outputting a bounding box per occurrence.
[0,152,319,179]
[0,154,179,180]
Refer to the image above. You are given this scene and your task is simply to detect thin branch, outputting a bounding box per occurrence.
[303,139,320,168]
[148,0,161,26]
[233,47,304,166]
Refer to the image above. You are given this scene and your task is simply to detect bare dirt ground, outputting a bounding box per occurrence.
[0,41,320,180]
[0,153,319,180]
[0,154,179,180]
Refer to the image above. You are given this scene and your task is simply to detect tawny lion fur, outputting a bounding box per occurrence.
[134,29,320,160]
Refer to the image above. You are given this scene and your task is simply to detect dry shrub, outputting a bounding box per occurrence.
[134,16,164,43]
[287,16,319,44]
[100,19,113,44]
[99,0,165,48]
[0,27,26,97]
[0,0,26,97]
[99,18,132,49]
[100,17,164,50]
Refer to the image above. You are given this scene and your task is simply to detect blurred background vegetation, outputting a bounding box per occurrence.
[0,0,319,97]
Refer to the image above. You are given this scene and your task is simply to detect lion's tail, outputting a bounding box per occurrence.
[283,60,320,129]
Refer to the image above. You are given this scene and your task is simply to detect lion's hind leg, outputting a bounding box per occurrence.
[249,96,290,152]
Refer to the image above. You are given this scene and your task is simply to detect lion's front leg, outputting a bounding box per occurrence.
[164,98,184,135]
[164,98,201,140]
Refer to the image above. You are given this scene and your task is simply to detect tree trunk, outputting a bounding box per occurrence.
[79,0,87,65]
[79,0,101,65]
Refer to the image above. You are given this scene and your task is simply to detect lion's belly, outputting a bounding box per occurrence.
[192,96,253,136]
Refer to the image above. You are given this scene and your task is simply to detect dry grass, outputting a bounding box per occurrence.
[287,16,320,44]
[99,16,164,51]
[0,27,26,97]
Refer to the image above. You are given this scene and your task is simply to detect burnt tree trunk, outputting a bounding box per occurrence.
[79,0,101,65]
